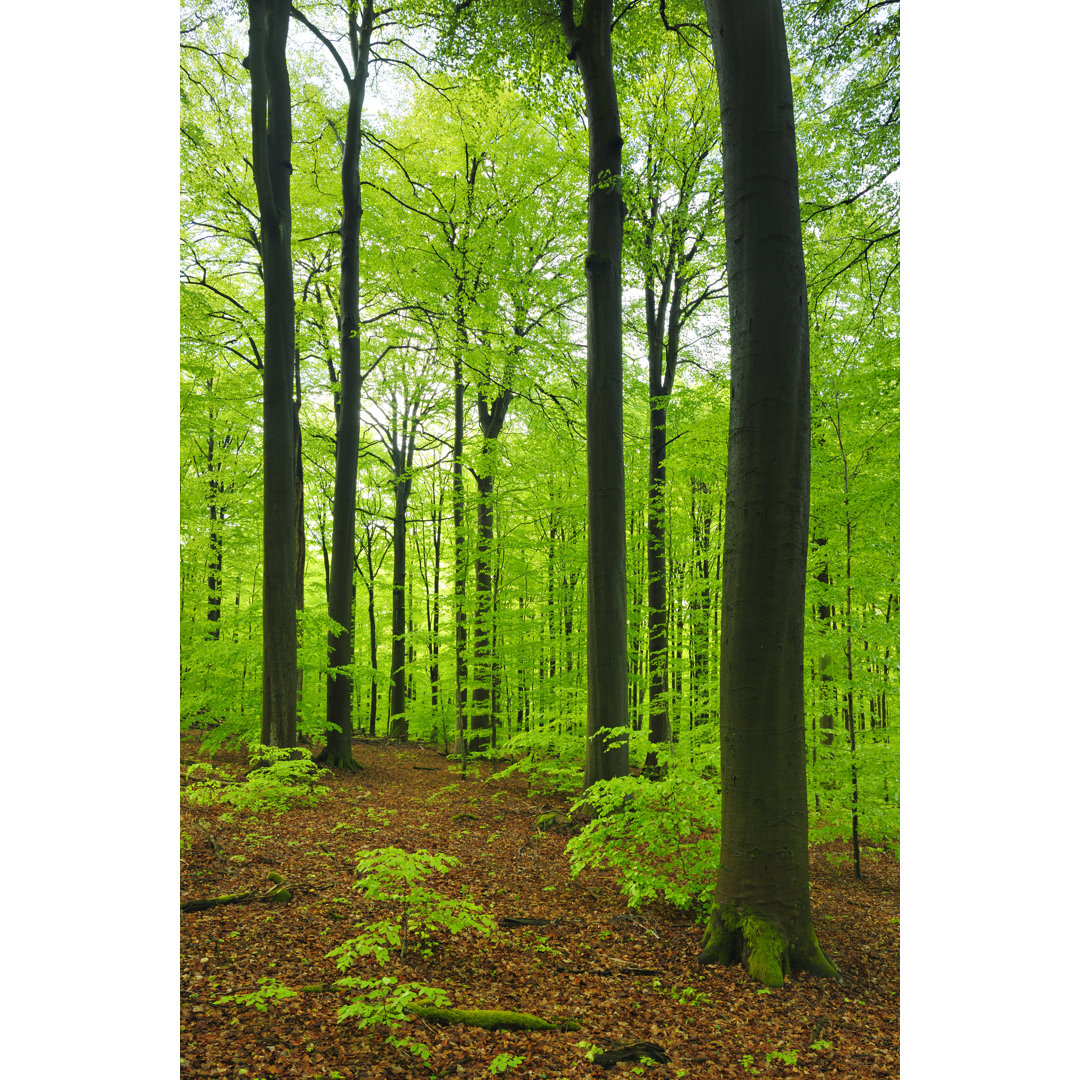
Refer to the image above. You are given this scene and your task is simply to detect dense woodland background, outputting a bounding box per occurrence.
[179,0,899,866]
[9,2,1080,1077]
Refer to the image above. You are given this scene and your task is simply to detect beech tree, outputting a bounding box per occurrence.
[247,0,299,748]
[697,0,838,984]
[287,0,376,770]
[557,0,630,787]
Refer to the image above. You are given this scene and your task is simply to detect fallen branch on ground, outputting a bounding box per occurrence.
[407,1006,581,1031]
[181,881,293,913]
[593,1041,670,1067]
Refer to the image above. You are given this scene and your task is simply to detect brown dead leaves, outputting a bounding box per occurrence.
[181,739,898,1079]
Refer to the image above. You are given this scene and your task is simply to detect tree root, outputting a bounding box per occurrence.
[407,1006,581,1031]
[698,906,839,986]
[314,747,363,772]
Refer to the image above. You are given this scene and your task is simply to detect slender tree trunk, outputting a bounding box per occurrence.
[698,0,837,985]
[841,449,861,879]
[452,317,469,757]
[547,511,558,683]
[388,419,417,741]
[813,541,836,778]
[881,592,894,731]
[560,0,629,787]
[294,352,306,734]
[367,558,377,739]
[248,0,297,748]
[206,403,223,640]
[428,485,444,724]
[642,281,685,770]
[645,393,670,771]
[691,478,713,728]
[316,0,374,770]
[471,383,512,749]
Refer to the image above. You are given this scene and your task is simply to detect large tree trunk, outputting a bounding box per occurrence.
[314,0,374,771]
[698,0,837,985]
[560,0,629,788]
[248,0,297,749]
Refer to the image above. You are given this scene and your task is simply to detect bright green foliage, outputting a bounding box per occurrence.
[179,0,899,901]
[182,746,329,813]
[215,976,298,1013]
[335,975,449,1062]
[329,847,496,1062]
[566,756,722,913]
[328,847,495,969]
[497,721,586,794]
[489,1052,525,1074]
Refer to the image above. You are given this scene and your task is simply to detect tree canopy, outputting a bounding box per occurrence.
[181,0,899,991]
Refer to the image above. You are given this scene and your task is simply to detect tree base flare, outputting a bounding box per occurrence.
[315,746,363,772]
[697,906,839,986]
[406,1006,580,1031]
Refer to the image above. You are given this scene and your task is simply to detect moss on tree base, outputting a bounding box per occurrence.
[407,1006,581,1031]
[315,747,363,772]
[698,905,839,986]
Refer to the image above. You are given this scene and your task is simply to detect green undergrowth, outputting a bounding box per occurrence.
[182,745,330,813]
[494,719,587,793]
[566,743,723,915]
[328,847,497,1063]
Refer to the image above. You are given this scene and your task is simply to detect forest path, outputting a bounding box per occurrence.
[180,739,898,1079]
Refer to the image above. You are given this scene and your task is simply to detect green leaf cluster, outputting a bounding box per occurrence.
[488,1051,526,1074]
[328,846,496,1062]
[497,719,587,794]
[334,975,450,1062]
[566,759,722,913]
[328,847,496,969]
[182,746,329,813]
[214,976,298,1012]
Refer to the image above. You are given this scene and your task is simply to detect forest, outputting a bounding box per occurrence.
[180,1,899,1077]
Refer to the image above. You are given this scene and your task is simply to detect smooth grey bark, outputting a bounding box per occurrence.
[292,0,375,769]
[559,0,629,788]
[248,0,298,748]
[698,0,837,985]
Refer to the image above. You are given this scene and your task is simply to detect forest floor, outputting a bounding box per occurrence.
[180,739,899,1080]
